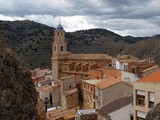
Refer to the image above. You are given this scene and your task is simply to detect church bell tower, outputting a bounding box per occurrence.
[51,22,68,80]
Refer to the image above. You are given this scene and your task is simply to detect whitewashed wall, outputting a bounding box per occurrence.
[121,71,139,83]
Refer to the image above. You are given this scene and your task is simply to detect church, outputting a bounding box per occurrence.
[51,23,113,84]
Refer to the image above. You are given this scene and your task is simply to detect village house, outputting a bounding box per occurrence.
[31,68,53,87]
[139,65,159,78]
[39,84,61,108]
[115,55,139,71]
[83,77,133,109]
[97,95,133,120]
[115,55,157,75]
[61,75,78,109]
[133,70,160,120]
[88,67,138,83]
[38,75,78,110]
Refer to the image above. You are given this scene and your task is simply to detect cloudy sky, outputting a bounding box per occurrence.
[0,0,160,36]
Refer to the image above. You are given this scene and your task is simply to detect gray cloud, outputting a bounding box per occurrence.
[0,0,160,36]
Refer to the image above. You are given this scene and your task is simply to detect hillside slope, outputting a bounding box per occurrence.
[1,20,160,68]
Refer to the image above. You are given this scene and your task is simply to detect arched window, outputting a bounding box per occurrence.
[61,33,63,36]
[61,46,63,51]
[54,46,56,51]
[57,32,59,36]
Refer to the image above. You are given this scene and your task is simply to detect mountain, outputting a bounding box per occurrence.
[0,20,160,68]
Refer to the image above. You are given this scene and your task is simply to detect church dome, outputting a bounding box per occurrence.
[56,22,63,30]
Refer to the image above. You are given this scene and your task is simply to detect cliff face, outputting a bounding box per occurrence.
[0,38,38,119]
[145,103,160,120]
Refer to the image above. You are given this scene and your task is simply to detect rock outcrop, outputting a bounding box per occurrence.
[145,103,160,120]
[0,29,38,119]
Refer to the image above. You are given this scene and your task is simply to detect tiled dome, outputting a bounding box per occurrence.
[56,22,63,30]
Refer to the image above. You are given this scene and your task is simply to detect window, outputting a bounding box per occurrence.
[97,76,99,79]
[57,32,59,36]
[132,68,136,73]
[91,87,93,91]
[136,90,145,106]
[61,46,63,51]
[149,92,154,108]
[69,85,71,88]
[49,93,53,107]
[136,111,145,120]
[61,33,63,36]
[54,46,56,51]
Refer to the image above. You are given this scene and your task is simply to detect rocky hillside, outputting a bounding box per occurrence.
[0,34,37,119]
[146,103,160,120]
[1,20,160,68]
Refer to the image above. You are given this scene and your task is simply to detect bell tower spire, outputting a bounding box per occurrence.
[51,22,68,80]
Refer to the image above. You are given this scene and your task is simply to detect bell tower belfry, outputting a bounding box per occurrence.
[52,22,68,80]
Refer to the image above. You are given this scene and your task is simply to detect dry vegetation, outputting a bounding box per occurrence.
[1,20,160,68]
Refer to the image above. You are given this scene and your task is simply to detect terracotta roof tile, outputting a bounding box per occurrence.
[61,60,75,65]
[60,75,75,81]
[67,54,112,60]
[95,78,121,89]
[39,84,60,93]
[138,71,160,82]
[84,79,105,85]
[141,65,159,73]
[63,88,77,96]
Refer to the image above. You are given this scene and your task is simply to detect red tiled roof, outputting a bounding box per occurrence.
[95,78,121,89]
[63,88,77,96]
[141,65,159,73]
[67,54,113,60]
[32,75,45,80]
[138,71,160,82]
[60,60,75,65]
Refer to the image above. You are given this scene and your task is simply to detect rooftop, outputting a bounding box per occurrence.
[97,95,133,115]
[78,109,96,115]
[138,70,160,83]
[60,75,75,81]
[39,84,60,93]
[117,54,139,60]
[84,79,106,85]
[95,78,121,89]
[63,88,77,96]
[60,60,75,65]
[67,54,112,60]
[141,65,159,73]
